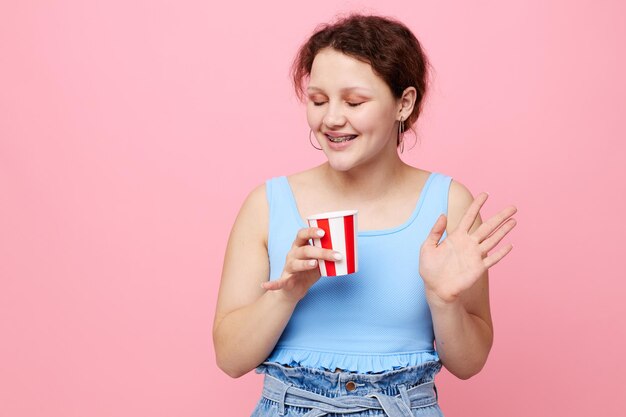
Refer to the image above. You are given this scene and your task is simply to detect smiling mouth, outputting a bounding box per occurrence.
[326,134,358,143]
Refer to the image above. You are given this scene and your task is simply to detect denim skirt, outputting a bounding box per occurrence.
[251,360,444,417]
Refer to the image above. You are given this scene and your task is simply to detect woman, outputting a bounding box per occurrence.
[213,13,517,417]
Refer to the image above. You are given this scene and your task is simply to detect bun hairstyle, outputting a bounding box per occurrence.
[291,13,431,143]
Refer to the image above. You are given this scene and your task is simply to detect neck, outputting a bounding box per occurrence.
[321,150,409,202]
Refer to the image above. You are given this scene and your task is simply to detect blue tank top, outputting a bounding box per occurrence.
[264,171,453,373]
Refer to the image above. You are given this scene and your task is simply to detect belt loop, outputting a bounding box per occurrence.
[433,383,439,401]
[397,384,411,408]
[277,381,293,416]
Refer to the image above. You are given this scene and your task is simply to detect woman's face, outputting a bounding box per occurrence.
[306,47,402,172]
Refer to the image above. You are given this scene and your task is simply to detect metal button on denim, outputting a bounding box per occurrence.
[345,381,356,391]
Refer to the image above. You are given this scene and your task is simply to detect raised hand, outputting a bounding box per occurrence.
[261,227,343,303]
[419,192,517,305]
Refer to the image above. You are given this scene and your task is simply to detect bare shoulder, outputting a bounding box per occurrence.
[213,182,270,334]
[447,179,481,233]
[245,181,269,208]
[448,179,475,212]
[237,182,269,247]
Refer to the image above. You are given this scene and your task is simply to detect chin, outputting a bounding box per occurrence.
[328,164,353,172]
[325,155,360,172]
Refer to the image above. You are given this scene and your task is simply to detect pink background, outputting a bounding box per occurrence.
[1,1,624,416]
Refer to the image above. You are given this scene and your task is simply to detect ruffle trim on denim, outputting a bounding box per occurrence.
[265,346,440,374]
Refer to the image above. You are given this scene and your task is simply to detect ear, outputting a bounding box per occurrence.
[397,86,417,120]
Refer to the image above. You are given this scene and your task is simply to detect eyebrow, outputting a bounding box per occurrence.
[306,86,372,93]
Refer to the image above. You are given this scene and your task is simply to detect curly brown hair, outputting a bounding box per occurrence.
[291,13,431,143]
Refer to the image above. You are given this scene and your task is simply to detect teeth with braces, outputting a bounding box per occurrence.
[327,135,357,143]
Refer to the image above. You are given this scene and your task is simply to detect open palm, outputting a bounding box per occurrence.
[419,192,517,304]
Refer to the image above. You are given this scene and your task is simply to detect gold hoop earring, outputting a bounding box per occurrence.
[309,129,322,150]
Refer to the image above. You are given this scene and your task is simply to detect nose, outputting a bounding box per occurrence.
[322,101,347,128]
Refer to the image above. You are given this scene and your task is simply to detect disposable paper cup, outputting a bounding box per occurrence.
[306,210,358,276]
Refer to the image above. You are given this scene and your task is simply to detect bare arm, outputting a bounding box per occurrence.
[213,288,299,378]
[213,184,338,378]
[420,180,517,379]
[212,184,294,378]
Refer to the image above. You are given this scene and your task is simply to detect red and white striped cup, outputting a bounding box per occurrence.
[306,210,358,276]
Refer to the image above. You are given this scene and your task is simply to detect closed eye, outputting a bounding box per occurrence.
[312,102,364,107]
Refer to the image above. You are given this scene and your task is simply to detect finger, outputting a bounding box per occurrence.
[292,227,325,249]
[479,218,517,253]
[297,245,343,263]
[459,192,489,233]
[483,243,514,269]
[425,214,447,247]
[473,205,518,242]
[261,279,286,291]
[286,258,319,274]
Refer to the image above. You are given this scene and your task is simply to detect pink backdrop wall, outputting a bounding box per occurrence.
[1,1,624,416]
